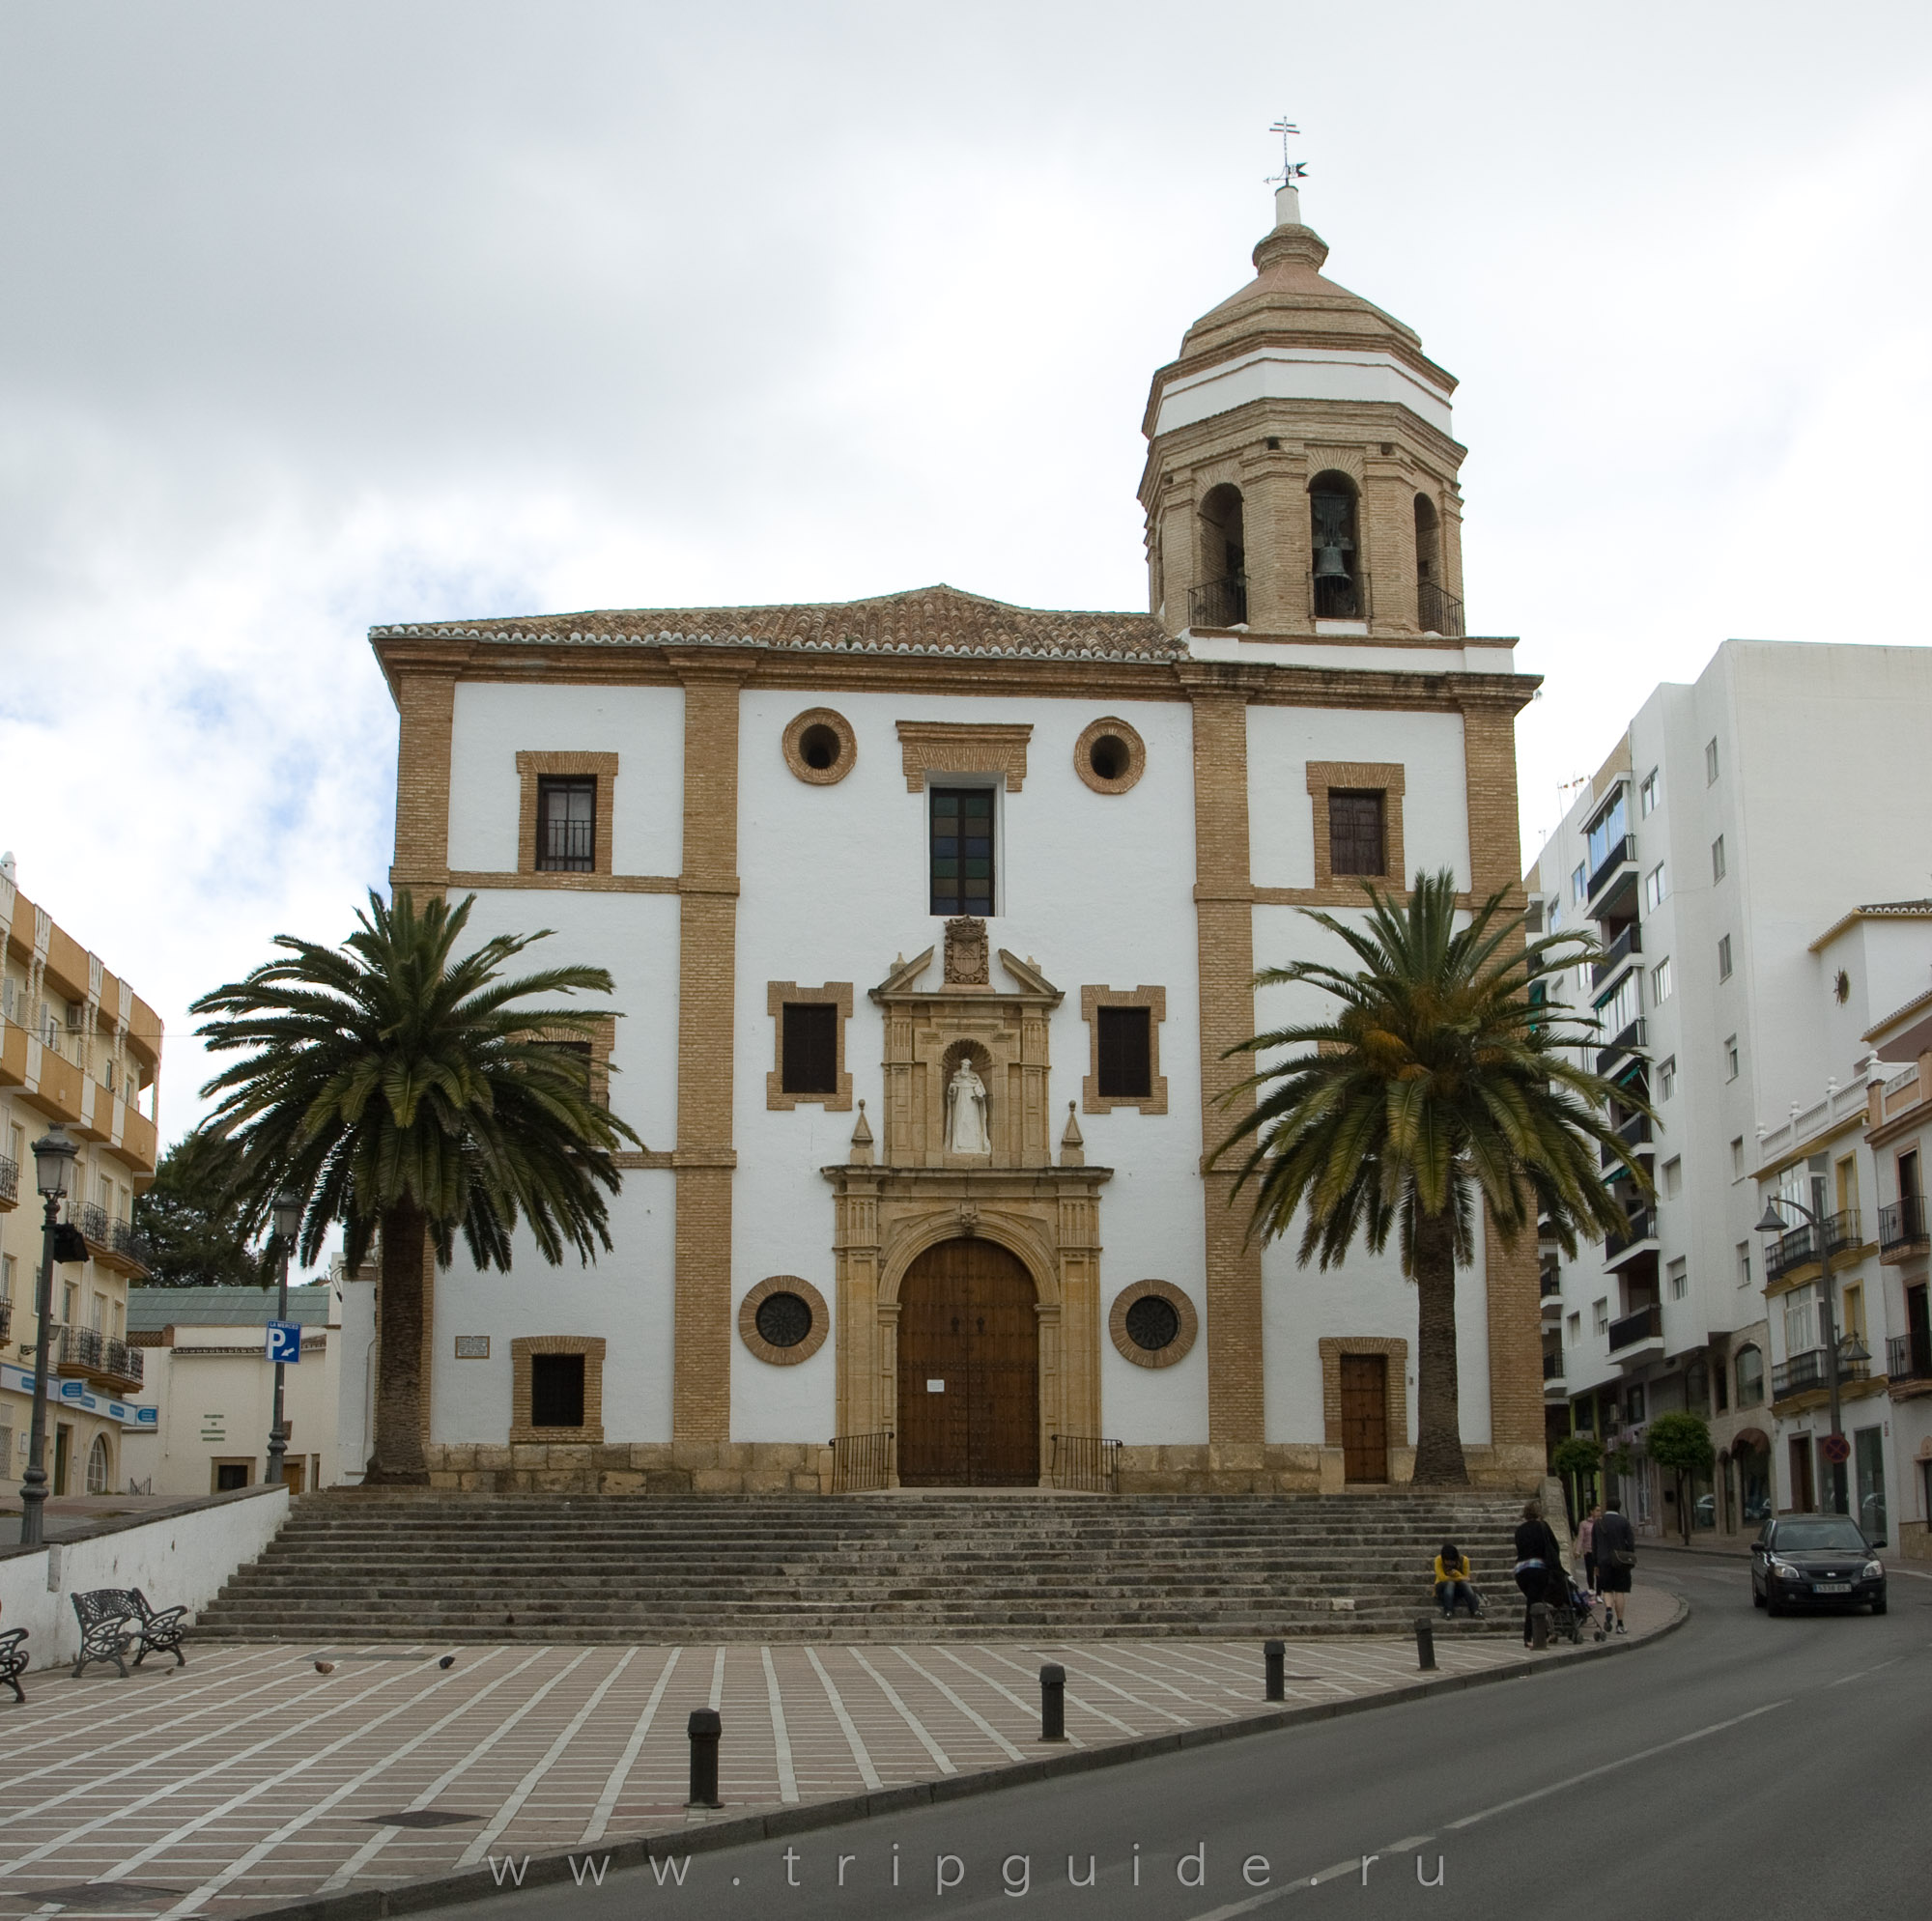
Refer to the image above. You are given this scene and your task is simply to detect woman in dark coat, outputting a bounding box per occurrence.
[1512,1499,1567,1647]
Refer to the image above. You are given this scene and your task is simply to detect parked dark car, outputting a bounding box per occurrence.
[1749,1514,1887,1616]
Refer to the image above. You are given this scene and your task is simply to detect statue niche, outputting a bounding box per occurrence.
[942,1044,992,1156]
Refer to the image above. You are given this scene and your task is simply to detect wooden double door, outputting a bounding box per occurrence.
[896,1239,1040,1486]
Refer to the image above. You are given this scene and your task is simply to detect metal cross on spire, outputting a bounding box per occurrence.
[1265,115,1308,188]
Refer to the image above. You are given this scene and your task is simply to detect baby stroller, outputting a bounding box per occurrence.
[1548,1572,1606,1645]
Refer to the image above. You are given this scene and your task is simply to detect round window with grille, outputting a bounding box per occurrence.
[1123,1294,1180,1353]
[754,1290,813,1350]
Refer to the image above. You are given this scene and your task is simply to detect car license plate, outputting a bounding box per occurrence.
[1812,1581,1851,1594]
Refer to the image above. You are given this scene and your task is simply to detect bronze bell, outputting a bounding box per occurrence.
[1313,544,1350,580]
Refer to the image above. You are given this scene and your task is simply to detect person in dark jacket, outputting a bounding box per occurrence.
[1593,1496,1636,1634]
[1512,1499,1567,1647]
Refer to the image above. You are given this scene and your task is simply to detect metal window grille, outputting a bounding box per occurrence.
[1095,1006,1151,1099]
[536,777,596,872]
[781,1003,838,1094]
[1328,790,1386,877]
[929,788,994,918]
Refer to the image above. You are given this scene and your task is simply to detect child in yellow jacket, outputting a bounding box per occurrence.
[1433,1542,1482,1618]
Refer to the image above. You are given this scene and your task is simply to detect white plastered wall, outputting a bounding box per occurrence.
[731,686,1208,1445]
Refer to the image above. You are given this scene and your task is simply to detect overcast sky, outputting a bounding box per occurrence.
[4,1,1930,1158]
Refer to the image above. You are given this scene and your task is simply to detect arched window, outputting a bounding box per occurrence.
[1309,472,1361,619]
[1412,493,1459,634]
[1735,1344,1764,1408]
[85,1433,111,1495]
[1191,485,1247,628]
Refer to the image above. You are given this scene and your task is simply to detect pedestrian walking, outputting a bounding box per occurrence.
[1594,1496,1636,1634]
[1433,1541,1482,1619]
[1512,1499,1566,1647]
[1577,1503,1603,1593]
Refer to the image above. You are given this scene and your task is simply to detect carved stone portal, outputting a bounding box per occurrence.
[823,945,1110,1483]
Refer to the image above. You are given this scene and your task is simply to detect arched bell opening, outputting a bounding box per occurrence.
[1413,493,1461,636]
[1190,484,1248,629]
[1309,471,1362,621]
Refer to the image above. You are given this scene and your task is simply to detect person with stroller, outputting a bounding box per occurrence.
[1512,1499,1567,1647]
[1433,1541,1483,1619]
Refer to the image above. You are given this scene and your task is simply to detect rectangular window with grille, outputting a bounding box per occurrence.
[929,787,995,917]
[1096,1006,1152,1099]
[535,777,596,873]
[781,1003,838,1094]
[529,1352,585,1427]
[1328,789,1386,877]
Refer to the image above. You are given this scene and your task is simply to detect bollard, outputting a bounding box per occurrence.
[687,1709,722,1808]
[1413,1615,1436,1672]
[1529,1602,1551,1652]
[1264,1639,1286,1701]
[1038,1664,1067,1742]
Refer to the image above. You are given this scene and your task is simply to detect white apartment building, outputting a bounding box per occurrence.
[1527,640,1932,1543]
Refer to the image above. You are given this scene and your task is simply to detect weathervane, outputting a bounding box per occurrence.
[1266,116,1308,188]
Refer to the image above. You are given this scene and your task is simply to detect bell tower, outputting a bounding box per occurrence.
[1140,179,1467,639]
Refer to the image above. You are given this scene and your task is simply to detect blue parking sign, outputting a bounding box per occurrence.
[266,1321,302,1365]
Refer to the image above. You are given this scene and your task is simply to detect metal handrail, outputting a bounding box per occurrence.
[1049,1434,1122,1494]
[1542,1352,1564,1382]
[1591,922,1643,988]
[0,1156,15,1206]
[1415,579,1463,636]
[1773,1343,1872,1399]
[79,1201,112,1246]
[829,1431,894,1494]
[1188,574,1248,630]
[0,1298,10,1343]
[1764,1208,1861,1282]
[110,1220,154,1271]
[1888,1333,1932,1383]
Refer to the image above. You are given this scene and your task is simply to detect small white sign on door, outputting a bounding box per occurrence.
[926,1379,945,1393]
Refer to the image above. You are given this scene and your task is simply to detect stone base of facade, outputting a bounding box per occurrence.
[420,1438,1548,1496]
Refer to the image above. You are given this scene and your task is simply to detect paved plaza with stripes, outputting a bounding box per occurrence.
[0,1597,1670,1919]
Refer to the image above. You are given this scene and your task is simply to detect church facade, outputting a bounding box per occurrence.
[372,182,1546,1495]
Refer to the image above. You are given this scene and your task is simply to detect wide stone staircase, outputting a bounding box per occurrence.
[194,1491,1529,1643]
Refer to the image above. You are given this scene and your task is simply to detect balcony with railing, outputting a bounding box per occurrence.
[0,1297,10,1344]
[1188,574,1248,630]
[1591,921,1642,990]
[1601,1111,1654,1172]
[1607,1300,1664,1357]
[0,1154,15,1210]
[1416,579,1464,637]
[1772,1344,1871,1403]
[1605,1207,1658,1265]
[1888,1331,1932,1391]
[1763,1209,1861,1283]
[1880,1194,1929,1263]
[1586,833,1637,917]
[1596,1018,1647,1077]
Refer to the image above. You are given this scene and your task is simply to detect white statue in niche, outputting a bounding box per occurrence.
[945,1058,991,1155]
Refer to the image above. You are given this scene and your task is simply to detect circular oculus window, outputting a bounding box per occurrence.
[738,1275,830,1366]
[1108,1280,1198,1370]
[1074,716,1146,796]
[782,708,858,785]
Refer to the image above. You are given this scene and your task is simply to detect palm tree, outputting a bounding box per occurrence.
[192,890,639,1483]
[1214,869,1651,1486]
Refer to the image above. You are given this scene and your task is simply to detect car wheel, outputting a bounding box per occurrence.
[1766,1592,1784,1617]
[1752,1585,1766,1609]
[1870,1597,1888,1616]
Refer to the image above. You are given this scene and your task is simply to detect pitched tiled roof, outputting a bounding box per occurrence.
[371,584,1175,664]
[128,1285,334,1331]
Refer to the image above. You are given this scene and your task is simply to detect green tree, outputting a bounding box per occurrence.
[1215,870,1653,1485]
[132,1130,270,1287]
[1551,1433,1605,1517]
[1643,1411,1715,1544]
[191,890,639,1483]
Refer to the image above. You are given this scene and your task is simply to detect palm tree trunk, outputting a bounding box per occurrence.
[366,1201,431,1485]
[1412,1208,1469,1486]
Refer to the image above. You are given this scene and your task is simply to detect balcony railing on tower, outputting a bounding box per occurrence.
[1415,579,1464,636]
[1188,574,1248,630]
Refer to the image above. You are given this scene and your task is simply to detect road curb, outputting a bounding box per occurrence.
[254,1602,1690,1921]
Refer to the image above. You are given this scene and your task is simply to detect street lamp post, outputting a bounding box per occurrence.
[19,1125,78,1546]
[266,1187,301,1491]
[1756,1192,1847,1513]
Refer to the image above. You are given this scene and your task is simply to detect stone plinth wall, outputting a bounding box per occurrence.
[425,1441,833,1496]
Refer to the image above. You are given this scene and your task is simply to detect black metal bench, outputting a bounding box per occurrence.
[0,1627,26,1704]
[71,1589,189,1678]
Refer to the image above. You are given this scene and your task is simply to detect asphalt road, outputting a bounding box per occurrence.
[435,1557,1932,1920]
